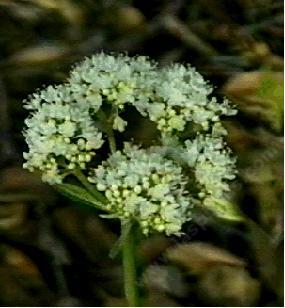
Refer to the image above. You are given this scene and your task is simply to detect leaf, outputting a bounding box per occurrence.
[198,265,260,306]
[166,242,245,274]
[0,203,27,230]
[223,71,284,132]
[55,184,105,211]
[138,235,171,265]
[245,219,283,297]
[203,197,244,222]
[8,45,67,65]
[143,265,188,297]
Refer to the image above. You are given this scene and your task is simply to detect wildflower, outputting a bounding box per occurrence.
[23,84,104,184]
[68,53,157,130]
[23,52,237,231]
[137,64,237,136]
[88,144,193,235]
[183,132,237,199]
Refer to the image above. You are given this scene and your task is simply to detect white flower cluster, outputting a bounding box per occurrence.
[23,52,237,235]
[68,53,157,132]
[183,133,236,200]
[67,54,236,136]
[88,144,192,235]
[23,84,103,184]
[135,64,236,135]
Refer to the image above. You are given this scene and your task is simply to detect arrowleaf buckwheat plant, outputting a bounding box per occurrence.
[23,53,238,306]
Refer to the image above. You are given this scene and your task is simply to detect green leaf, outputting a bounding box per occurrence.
[203,197,244,222]
[55,183,106,211]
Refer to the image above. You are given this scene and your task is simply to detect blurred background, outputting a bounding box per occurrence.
[0,0,283,306]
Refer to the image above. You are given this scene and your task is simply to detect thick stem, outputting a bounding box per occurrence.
[122,223,139,307]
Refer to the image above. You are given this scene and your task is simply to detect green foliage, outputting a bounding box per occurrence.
[55,183,105,210]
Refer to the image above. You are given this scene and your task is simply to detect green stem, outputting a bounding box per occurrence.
[74,170,106,204]
[107,128,116,154]
[97,109,117,153]
[122,223,139,307]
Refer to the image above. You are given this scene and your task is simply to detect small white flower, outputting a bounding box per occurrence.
[113,116,127,132]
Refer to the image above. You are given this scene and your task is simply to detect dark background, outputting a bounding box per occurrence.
[0,0,283,306]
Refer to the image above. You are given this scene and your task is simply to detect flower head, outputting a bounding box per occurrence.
[23,52,238,233]
[184,133,236,199]
[88,144,192,235]
[23,84,104,184]
[68,53,157,132]
[136,64,236,135]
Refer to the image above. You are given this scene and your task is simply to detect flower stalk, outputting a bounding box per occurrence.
[74,169,106,204]
[122,222,139,307]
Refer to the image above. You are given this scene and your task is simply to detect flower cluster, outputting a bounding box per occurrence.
[67,54,237,137]
[135,64,236,135]
[23,84,103,184]
[88,144,192,235]
[68,53,157,132]
[23,52,237,235]
[183,133,236,200]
